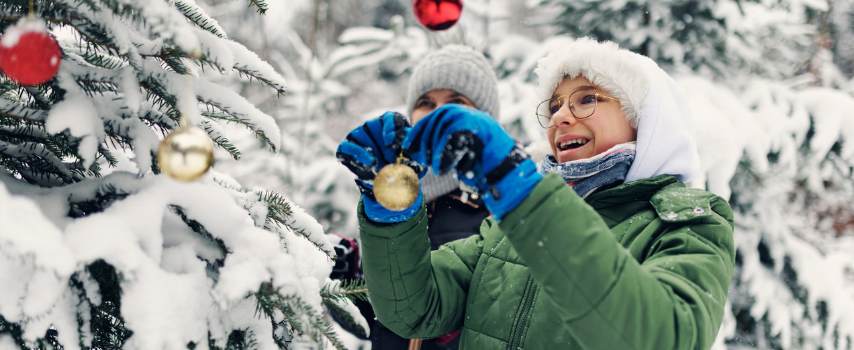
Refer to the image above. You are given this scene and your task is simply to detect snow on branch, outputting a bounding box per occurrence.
[175,0,227,39]
[194,79,280,150]
[0,171,336,348]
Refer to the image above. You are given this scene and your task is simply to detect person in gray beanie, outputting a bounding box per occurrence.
[378,44,498,350]
[406,45,500,120]
[332,44,500,350]
[407,44,500,207]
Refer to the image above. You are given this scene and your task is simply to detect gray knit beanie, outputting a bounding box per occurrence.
[406,45,500,119]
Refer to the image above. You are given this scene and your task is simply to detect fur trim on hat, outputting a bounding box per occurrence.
[535,37,656,127]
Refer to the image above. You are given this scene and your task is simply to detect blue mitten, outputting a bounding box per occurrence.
[336,112,425,223]
[403,104,542,220]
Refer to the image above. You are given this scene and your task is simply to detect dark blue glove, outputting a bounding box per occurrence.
[403,104,542,220]
[336,112,425,223]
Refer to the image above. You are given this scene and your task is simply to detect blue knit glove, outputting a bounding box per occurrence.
[403,104,542,220]
[336,112,425,223]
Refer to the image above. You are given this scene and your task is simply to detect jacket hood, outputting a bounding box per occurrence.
[534,37,702,186]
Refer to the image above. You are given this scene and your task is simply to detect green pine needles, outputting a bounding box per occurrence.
[0,1,352,349]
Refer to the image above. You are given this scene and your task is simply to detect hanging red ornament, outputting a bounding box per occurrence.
[413,0,463,31]
[0,18,61,86]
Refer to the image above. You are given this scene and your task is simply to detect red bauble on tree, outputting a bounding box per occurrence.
[0,18,61,86]
[413,0,463,31]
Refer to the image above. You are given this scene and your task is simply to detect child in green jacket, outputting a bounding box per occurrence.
[336,37,735,350]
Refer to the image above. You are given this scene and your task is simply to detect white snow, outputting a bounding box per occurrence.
[0,170,333,347]
[121,67,141,114]
[1,17,47,48]
[46,74,105,168]
[0,182,75,326]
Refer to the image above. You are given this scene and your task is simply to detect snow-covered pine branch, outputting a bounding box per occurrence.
[0,0,364,349]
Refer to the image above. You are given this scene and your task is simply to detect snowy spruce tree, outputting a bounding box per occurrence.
[524,1,854,349]
[191,0,365,237]
[536,0,820,78]
[0,0,367,349]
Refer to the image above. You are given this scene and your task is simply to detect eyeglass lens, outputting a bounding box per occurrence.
[538,91,599,127]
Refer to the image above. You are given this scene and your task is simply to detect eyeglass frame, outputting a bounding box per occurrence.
[535,89,619,129]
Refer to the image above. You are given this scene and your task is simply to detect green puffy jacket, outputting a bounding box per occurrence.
[360,174,735,349]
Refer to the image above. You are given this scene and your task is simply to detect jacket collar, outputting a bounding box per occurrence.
[585,174,680,209]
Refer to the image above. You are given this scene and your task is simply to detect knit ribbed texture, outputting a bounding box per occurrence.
[421,172,460,203]
[406,45,500,118]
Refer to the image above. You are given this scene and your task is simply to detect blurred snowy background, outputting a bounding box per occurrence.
[0,0,851,349]
[201,0,854,349]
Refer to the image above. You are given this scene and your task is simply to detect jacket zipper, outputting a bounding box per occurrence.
[507,276,537,350]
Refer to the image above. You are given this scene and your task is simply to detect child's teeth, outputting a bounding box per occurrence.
[559,138,588,150]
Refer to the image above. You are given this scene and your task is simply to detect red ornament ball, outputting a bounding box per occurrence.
[413,0,463,31]
[0,29,61,86]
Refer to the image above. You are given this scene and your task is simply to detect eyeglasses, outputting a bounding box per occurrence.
[535,89,618,128]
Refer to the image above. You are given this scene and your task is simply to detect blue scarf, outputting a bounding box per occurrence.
[539,143,637,198]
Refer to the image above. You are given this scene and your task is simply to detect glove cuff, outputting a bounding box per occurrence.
[362,191,424,223]
[482,159,542,220]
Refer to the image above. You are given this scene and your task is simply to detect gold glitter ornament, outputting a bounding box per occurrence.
[157,125,214,182]
[374,156,420,211]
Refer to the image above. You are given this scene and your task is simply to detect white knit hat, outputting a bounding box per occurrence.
[406,45,500,118]
[534,37,653,127]
[534,37,703,186]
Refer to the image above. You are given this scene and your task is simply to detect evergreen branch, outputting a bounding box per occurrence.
[206,329,263,350]
[169,205,229,271]
[0,140,76,179]
[23,86,54,110]
[0,80,23,94]
[75,80,120,96]
[175,0,227,39]
[224,329,260,349]
[234,65,287,96]
[0,313,64,349]
[160,55,191,75]
[102,119,137,149]
[192,56,228,74]
[98,144,119,168]
[200,119,242,160]
[0,97,48,122]
[248,0,269,14]
[0,124,83,168]
[79,50,127,70]
[68,273,93,350]
[0,158,67,186]
[0,313,31,349]
[197,98,275,150]
[320,279,369,303]
[257,191,336,261]
[137,75,181,121]
[0,124,51,143]
[225,41,288,96]
[254,283,346,350]
[86,261,133,349]
[256,190,293,223]
[67,182,132,218]
[64,60,122,96]
[322,298,369,340]
[93,0,163,39]
[52,2,126,57]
